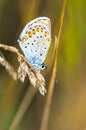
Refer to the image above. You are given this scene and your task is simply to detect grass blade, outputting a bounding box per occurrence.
[40,0,67,130]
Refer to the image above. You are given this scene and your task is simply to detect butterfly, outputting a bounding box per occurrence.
[17,17,51,70]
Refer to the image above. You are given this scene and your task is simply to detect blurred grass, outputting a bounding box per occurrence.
[0,0,86,130]
[40,1,67,130]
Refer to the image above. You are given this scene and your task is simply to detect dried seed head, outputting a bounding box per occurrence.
[0,43,47,95]
[36,72,46,96]
[28,71,36,87]
[18,57,29,82]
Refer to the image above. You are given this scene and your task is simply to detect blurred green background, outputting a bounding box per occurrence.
[0,0,86,130]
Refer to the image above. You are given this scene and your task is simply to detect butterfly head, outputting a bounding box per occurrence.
[41,63,47,70]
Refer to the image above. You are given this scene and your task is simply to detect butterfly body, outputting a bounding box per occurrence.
[18,17,51,70]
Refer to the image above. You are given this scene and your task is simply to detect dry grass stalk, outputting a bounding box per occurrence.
[0,55,17,80]
[40,0,67,130]
[0,43,46,95]
[0,43,19,53]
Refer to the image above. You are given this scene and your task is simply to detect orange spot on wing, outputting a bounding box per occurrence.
[22,37,27,42]
[32,29,36,34]
[28,32,32,37]
[41,28,44,32]
[44,32,48,37]
[37,27,40,32]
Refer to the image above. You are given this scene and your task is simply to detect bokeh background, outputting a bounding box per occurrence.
[0,0,86,130]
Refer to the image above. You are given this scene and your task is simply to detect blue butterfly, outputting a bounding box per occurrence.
[18,17,51,70]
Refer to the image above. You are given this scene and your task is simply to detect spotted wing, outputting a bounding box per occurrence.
[18,17,51,68]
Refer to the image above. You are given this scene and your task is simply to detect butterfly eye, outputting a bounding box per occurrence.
[42,64,44,68]
[41,63,47,70]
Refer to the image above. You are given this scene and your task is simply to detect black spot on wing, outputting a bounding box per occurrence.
[37,36,39,38]
[35,50,37,52]
[40,36,42,38]
[40,54,42,56]
[25,46,27,48]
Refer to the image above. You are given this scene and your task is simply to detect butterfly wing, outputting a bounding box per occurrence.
[18,17,51,69]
